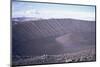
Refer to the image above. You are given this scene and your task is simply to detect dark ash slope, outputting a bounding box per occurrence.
[12,18,96,58]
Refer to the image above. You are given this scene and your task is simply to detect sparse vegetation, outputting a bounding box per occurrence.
[12,48,96,66]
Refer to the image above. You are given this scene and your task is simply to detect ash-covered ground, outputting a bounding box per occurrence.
[12,18,96,66]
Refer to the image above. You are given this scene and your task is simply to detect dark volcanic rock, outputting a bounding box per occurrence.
[12,18,96,58]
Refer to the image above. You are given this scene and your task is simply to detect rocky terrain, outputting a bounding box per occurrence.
[12,18,96,66]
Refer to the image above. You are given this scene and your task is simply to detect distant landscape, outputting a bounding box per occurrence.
[12,1,96,66]
[12,17,96,66]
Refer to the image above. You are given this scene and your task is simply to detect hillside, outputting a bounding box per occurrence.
[12,18,96,65]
